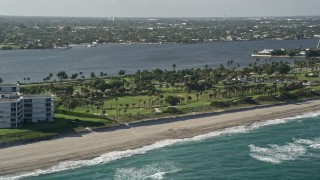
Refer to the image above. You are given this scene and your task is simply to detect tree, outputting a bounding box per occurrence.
[186,95,192,102]
[114,97,118,109]
[172,64,177,71]
[102,110,106,116]
[196,93,200,101]
[0,77,3,84]
[165,95,180,106]
[57,71,68,81]
[90,72,96,79]
[71,73,78,80]
[138,99,142,108]
[118,70,126,77]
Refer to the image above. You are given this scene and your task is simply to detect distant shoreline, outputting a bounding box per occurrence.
[1,38,318,51]
[251,54,305,58]
[1,99,320,177]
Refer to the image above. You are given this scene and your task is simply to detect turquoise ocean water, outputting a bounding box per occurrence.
[3,112,320,180]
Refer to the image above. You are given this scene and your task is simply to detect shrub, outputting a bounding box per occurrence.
[210,101,231,108]
[292,89,320,98]
[277,92,298,100]
[236,97,258,105]
[255,95,279,102]
[163,107,183,114]
[165,95,181,106]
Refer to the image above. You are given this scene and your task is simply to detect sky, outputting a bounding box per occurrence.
[0,0,319,17]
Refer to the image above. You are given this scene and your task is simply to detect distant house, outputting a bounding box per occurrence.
[0,84,54,128]
[226,36,237,41]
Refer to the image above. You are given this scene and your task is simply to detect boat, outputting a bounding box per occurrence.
[251,49,273,57]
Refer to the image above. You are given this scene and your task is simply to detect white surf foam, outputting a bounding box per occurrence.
[295,137,320,150]
[249,143,307,164]
[2,111,320,180]
[294,138,314,145]
[250,137,320,164]
[309,144,320,149]
[114,162,179,180]
[250,111,320,130]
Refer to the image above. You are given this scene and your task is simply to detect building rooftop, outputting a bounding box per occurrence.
[0,98,20,102]
[23,94,53,98]
[0,84,19,87]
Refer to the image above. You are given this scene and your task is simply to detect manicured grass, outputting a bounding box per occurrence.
[59,90,209,118]
[177,101,211,109]
[0,129,29,136]
[0,113,116,145]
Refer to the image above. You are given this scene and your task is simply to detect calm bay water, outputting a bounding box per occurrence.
[3,112,320,180]
[0,39,318,83]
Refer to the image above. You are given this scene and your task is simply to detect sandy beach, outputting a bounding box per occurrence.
[1,100,320,176]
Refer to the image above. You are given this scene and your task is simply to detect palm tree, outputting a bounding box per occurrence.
[172,64,176,71]
[57,71,68,81]
[118,70,126,77]
[200,91,203,100]
[148,98,151,108]
[90,72,96,79]
[114,97,119,109]
[0,77,3,84]
[138,99,142,108]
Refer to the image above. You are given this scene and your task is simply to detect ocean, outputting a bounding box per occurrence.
[0,39,318,83]
[4,112,320,180]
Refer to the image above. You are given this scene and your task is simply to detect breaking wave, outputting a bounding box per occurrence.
[114,162,179,180]
[249,137,320,164]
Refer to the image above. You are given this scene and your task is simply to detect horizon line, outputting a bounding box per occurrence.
[1,14,320,19]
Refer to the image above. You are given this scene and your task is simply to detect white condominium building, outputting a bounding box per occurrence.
[0,84,54,128]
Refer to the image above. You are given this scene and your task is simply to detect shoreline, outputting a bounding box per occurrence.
[251,54,306,58]
[0,38,317,51]
[1,99,320,176]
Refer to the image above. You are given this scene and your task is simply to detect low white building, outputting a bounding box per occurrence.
[0,98,24,128]
[23,95,54,123]
[0,84,54,128]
